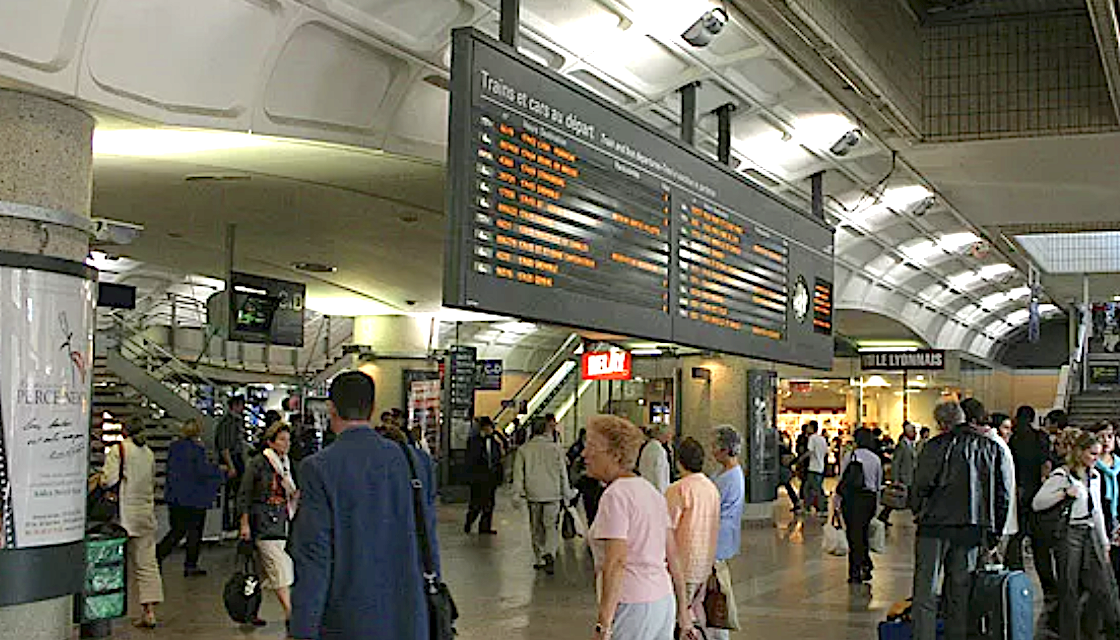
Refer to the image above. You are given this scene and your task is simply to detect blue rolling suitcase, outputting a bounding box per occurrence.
[968,564,1034,640]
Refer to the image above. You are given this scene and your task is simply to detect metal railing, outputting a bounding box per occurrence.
[104,311,222,408]
[1056,307,1091,411]
[494,332,582,430]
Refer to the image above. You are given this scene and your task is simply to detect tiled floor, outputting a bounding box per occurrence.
[100,490,926,639]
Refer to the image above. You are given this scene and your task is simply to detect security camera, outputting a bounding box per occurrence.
[912,196,937,217]
[828,129,863,156]
[682,8,728,48]
[91,218,144,245]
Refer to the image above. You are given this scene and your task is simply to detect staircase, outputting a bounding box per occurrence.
[1067,392,1120,429]
[91,355,181,502]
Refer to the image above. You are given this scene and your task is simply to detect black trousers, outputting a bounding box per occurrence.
[466,474,499,532]
[842,492,877,579]
[1006,505,1058,598]
[157,506,207,569]
[780,478,801,509]
[221,475,241,531]
[575,475,603,525]
[1056,525,1120,640]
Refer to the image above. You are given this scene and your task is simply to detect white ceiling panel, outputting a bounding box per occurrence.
[1016,231,1120,274]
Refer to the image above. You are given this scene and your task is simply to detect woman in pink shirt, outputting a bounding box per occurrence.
[583,415,699,640]
[666,438,720,626]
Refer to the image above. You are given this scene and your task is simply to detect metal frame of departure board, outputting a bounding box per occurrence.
[444,28,836,370]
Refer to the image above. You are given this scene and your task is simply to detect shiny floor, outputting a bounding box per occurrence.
[102,489,927,639]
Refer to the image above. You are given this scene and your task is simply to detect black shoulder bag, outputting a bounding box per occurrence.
[1034,469,1075,544]
[397,441,458,639]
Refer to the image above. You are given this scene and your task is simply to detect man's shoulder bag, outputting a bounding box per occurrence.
[397,441,459,639]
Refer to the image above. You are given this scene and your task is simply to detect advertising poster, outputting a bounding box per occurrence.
[408,379,441,458]
[0,268,95,549]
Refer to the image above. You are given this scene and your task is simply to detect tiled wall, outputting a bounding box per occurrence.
[923,12,1117,141]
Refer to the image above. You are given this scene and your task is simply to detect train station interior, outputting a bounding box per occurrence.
[2,0,1120,638]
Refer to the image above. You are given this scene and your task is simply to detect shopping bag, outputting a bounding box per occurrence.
[703,567,731,629]
[564,504,588,539]
[562,509,577,539]
[870,518,887,554]
[823,514,849,556]
[881,482,908,510]
[222,541,262,624]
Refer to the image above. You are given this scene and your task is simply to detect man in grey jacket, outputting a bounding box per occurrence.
[512,418,573,574]
[879,421,917,525]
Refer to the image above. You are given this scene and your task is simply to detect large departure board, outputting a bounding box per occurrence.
[444,29,835,369]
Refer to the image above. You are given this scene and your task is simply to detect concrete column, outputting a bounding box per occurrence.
[0,90,94,640]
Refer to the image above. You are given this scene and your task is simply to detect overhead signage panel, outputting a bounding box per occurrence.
[860,349,946,371]
[443,29,835,369]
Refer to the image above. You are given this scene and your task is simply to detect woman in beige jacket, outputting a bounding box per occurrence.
[100,421,164,628]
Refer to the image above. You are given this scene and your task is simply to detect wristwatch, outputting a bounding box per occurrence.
[594,622,612,638]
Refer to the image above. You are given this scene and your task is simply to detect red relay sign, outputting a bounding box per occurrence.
[582,351,632,380]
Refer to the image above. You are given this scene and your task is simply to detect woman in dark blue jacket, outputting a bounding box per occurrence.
[156,420,223,576]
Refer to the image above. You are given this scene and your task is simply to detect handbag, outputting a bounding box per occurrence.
[561,508,577,539]
[703,567,731,629]
[88,444,125,524]
[397,441,459,639]
[223,540,263,624]
[881,482,908,510]
[869,518,887,554]
[1034,472,1075,544]
[823,513,849,556]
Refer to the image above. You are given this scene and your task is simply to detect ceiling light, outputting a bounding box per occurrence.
[881,186,933,211]
[948,271,982,289]
[862,375,892,388]
[1006,309,1031,324]
[901,240,940,264]
[978,264,1014,279]
[292,262,337,273]
[938,232,979,251]
[681,7,728,47]
[493,321,537,334]
[631,348,663,356]
[93,128,273,157]
[1007,286,1031,299]
[305,296,397,316]
[790,114,854,147]
[1113,295,1120,302]
[1039,303,1058,314]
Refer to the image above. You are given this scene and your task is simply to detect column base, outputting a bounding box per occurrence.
[0,596,72,640]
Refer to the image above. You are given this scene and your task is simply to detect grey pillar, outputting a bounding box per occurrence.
[0,90,94,640]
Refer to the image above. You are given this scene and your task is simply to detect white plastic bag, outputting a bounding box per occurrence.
[823,517,849,556]
[869,518,887,554]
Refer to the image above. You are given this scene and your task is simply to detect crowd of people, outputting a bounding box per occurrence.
[89,373,1120,640]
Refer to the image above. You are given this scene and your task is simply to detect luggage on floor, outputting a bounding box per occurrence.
[967,564,1034,640]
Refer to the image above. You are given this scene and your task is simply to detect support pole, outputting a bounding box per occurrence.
[903,370,909,423]
[715,103,736,166]
[500,0,520,48]
[810,171,826,222]
[679,82,699,146]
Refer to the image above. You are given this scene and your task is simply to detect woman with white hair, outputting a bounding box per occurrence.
[707,425,745,639]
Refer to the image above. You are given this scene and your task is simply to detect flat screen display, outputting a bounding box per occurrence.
[233,291,279,335]
[444,29,835,369]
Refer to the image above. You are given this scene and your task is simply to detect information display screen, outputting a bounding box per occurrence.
[444,29,835,369]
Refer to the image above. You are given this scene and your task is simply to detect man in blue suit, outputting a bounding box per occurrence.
[289,371,441,640]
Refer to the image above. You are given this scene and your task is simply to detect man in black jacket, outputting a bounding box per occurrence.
[464,417,504,534]
[910,400,1011,640]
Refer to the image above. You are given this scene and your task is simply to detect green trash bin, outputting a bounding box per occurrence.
[75,525,128,636]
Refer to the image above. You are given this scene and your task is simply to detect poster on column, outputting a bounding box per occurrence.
[0,268,94,549]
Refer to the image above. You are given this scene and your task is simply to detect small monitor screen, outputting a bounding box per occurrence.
[233,292,279,334]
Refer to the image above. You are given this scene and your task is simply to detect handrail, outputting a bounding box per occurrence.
[494,332,582,429]
[107,312,222,398]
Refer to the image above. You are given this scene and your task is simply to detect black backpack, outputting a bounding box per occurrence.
[223,541,262,624]
[837,453,867,501]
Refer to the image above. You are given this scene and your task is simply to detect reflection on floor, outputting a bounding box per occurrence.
[103,491,920,639]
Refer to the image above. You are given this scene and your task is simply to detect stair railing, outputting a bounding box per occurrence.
[494,332,582,431]
[1056,307,1091,411]
[104,311,222,411]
